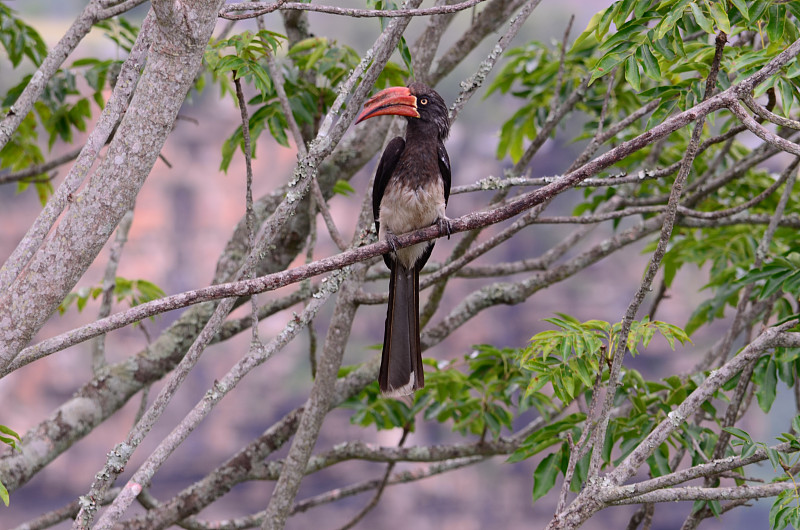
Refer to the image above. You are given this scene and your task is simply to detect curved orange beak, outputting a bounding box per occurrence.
[356,86,419,123]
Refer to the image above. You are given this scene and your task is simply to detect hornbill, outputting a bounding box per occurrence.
[356,82,451,396]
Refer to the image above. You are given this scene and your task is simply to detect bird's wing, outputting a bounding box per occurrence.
[438,141,451,204]
[414,141,451,273]
[373,136,406,235]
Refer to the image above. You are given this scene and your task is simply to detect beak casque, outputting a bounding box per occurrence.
[356,86,419,123]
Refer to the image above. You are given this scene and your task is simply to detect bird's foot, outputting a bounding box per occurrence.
[385,232,400,252]
[436,216,452,240]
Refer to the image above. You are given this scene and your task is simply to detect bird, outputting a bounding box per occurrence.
[356,82,451,396]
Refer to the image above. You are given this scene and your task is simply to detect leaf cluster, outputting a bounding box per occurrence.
[0,424,20,506]
[680,242,800,335]
[724,419,800,529]
[488,0,800,351]
[0,3,46,68]
[57,277,166,316]
[342,345,545,440]
[490,0,800,176]
[205,30,409,172]
[522,313,689,403]
[0,13,138,203]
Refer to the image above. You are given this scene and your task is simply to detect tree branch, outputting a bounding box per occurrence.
[0,145,82,184]
[587,31,726,480]
[91,207,134,374]
[609,482,800,505]
[219,0,487,20]
[0,10,154,294]
[727,102,800,156]
[448,0,543,120]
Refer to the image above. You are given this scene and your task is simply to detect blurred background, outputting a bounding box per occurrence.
[1,0,794,528]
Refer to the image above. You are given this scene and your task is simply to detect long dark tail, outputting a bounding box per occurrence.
[379,262,423,396]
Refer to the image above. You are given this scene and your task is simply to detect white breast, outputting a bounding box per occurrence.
[379,178,446,268]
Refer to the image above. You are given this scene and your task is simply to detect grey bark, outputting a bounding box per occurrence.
[0,0,226,370]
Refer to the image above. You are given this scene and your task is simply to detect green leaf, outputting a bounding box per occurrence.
[689,2,714,34]
[646,443,671,477]
[624,54,641,92]
[249,63,273,96]
[729,0,749,21]
[708,1,731,34]
[397,35,414,80]
[532,451,561,501]
[636,44,662,80]
[767,5,786,44]
[633,0,650,18]
[646,98,677,129]
[740,442,758,459]
[722,426,753,443]
[778,77,795,119]
[596,5,615,40]
[754,357,778,412]
[766,447,784,470]
[649,32,676,61]
[0,425,21,448]
[0,4,48,67]
[590,51,626,85]
[600,22,648,52]
[613,0,637,28]
[748,0,770,26]
[0,479,7,507]
[656,0,691,40]
[332,179,356,196]
[787,2,800,21]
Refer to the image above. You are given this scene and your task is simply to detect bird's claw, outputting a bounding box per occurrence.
[385,233,400,252]
[437,217,452,240]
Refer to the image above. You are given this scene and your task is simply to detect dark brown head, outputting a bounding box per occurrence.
[357,82,450,140]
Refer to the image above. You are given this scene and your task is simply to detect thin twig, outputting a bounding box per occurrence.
[305,188,320,379]
[449,0,544,121]
[8,488,122,530]
[311,178,349,252]
[727,101,800,156]
[212,286,315,344]
[234,75,262,348]
[556,369,603,513]
[550,14,575,116]
[742,92,800,130]
[609,481,800,505]
[219,0,487,20]
[91,207,134,374]
[0,146,83,184]
[336,428,410,530]
[293,456,485,514]
[165,457,487,529]
[264,47,306,156]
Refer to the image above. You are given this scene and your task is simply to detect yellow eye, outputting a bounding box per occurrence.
[420,98,428,105]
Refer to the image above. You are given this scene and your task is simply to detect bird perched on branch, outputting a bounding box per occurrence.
[356,82,451,396]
